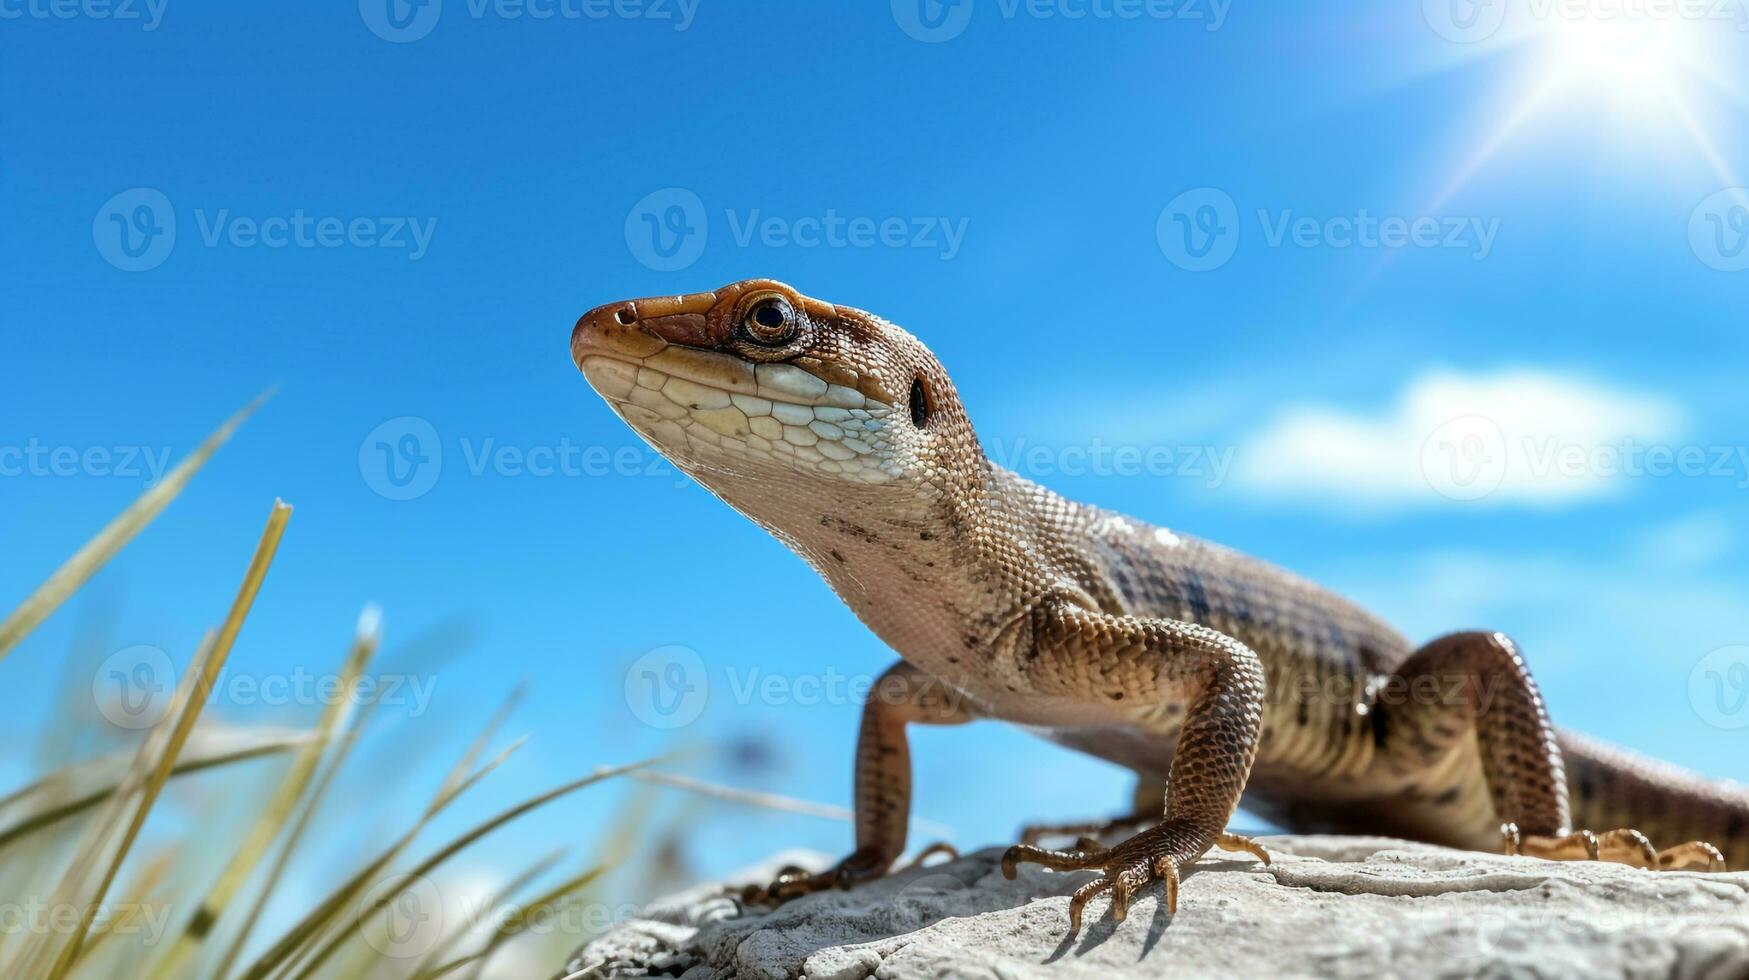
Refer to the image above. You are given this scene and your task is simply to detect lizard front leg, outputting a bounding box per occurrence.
[739,660,973,905]
[1379,631,1725,871]
[999,599,1268,931]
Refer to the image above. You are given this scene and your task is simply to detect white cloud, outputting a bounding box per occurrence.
[1233,369,1685,508]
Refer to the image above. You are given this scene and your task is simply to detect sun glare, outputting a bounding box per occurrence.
[1418,8,1741,213]
[1545,14,1694,93]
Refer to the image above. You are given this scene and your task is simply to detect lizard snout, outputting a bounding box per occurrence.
[571,290,732,370]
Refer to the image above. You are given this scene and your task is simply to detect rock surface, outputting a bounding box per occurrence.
[557,836,1749,979]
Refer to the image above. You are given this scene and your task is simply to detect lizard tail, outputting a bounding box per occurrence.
[1560,730,1749,871]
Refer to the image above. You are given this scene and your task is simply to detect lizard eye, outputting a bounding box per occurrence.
[741,295,798,346]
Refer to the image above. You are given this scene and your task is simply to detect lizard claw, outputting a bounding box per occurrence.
[1003,820,1259,933]
[1504,823,1727,872]
[734,847,890,907]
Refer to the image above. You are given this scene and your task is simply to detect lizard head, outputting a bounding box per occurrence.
[571,279,984,513]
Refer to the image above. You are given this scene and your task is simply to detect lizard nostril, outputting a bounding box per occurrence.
[614,307,636,326]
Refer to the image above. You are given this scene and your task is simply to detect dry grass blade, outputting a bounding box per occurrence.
[237,735,535,980]
[72,847,175,970]
[0,393,270,663]
[630,770,956,840]
[20,500,293,980]
[0,736,311,853]
[145,606,382,980]
[208,723,375,980]
[436,683,525,809]
[416,864,607,980]
[410,848,566,979]
[288,757,658,980]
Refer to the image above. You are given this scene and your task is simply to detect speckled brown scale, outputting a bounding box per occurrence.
[572,280,1749,932]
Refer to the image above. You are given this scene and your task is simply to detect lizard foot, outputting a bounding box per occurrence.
[1501,823,1727,872]
[1000,823,1271,933]
[734,846,889,906]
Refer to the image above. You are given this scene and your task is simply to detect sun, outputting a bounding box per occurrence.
[1417,8,1741,212]
[1544,14,1697,98]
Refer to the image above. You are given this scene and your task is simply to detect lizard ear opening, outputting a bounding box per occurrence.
[909,376,930,429]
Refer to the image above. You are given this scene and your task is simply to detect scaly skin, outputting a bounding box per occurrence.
[571,279,1748,932]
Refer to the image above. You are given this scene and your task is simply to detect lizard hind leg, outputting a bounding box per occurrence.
[1380,632,1729,874]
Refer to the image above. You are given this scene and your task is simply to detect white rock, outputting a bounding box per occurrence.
[556,836,1749,980]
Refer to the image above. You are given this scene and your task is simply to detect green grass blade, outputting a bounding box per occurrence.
[0,393,270,663]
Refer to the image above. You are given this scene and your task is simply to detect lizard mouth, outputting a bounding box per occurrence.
[578,346,899,482]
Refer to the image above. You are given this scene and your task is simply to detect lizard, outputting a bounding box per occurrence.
[570,278,1749,933]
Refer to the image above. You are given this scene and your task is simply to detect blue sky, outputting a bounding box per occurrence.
[4,0,1749,928]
